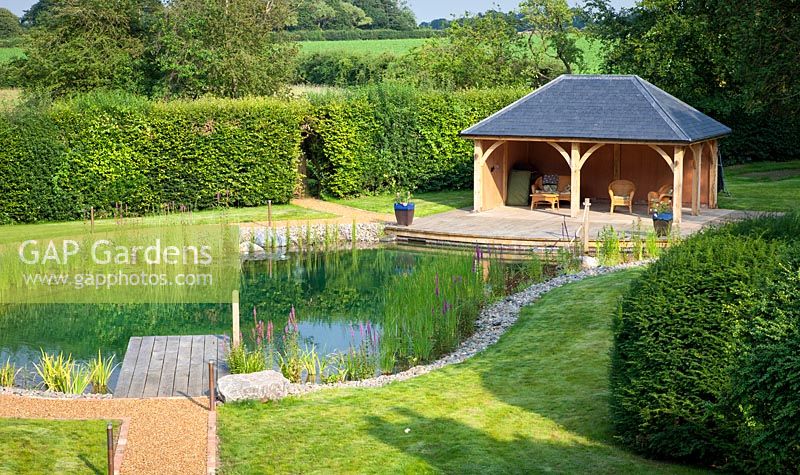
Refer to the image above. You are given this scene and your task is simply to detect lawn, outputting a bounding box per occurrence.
[0,418,116,474]
[0,48,23,63]
[718,160,800,211]
[0,204,334,245]
[329,189,473,218]
[218,270,706,474]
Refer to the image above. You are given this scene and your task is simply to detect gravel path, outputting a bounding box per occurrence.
[0,395,209,474]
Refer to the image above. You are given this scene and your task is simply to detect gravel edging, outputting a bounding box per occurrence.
[0,386,113,400]
[283,261,648,397]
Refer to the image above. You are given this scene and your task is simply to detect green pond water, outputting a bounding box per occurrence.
[0,247,507,387]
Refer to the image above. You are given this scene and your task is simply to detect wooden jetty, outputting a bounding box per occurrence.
[113,335,230,399]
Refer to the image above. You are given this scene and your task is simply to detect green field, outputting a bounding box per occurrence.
[299,35,603,73]
[329,189,473,217]
[299,38,427,56]
[0,419,117,475]
[0,48,23,64]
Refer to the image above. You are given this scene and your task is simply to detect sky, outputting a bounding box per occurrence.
[3,0,638,21]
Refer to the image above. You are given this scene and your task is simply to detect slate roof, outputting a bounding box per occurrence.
[461,75,731,143]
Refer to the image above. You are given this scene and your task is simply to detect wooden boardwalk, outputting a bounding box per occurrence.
[113,335,230,399]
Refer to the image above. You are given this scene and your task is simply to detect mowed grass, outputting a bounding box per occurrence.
[718,160,800,212]
[0,418,116,474]
[328,189,473,217]
[218,270,706,474]
[0,48,23,63]
[0,204,334,245]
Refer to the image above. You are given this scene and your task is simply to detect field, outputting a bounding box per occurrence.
[718,160,800,211]
[329,189,473,217]
[0,48,23,64]
[299,35,603,73]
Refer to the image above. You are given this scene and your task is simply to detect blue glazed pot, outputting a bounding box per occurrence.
[394,202,415,226]
[652,212,673,237]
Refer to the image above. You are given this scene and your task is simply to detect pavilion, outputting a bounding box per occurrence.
[460,75,732,224]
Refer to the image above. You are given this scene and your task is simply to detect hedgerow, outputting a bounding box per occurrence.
[611,212,800,471]
[305,84,526,197]
[0,92,305,223]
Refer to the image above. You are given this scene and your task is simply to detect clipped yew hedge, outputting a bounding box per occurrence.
[611,213,800,471]
[0,92,305,223]
[305,84,526,197]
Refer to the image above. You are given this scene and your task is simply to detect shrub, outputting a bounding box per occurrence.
[0,92,305,222]
[305,84,526,197]
[296,51,397,87]
[611,213,800,469]
[287,29,442,41]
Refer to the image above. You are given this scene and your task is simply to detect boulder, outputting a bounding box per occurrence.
[580,255,599,269]
[217,370,290,402]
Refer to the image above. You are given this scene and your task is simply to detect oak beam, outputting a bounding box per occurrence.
[546,141,572,168]
[473,141,484,212]
[673,146,684,224]
[690,143,703,216]
[570,142,581,218]
[709,140,719,208]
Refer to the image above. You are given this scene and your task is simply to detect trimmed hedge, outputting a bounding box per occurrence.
[0,92,305,223]
[304,84,526,197]
[611,213,800,471]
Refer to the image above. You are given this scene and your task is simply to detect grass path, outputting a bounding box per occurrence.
[328,189,473,218]
[218,270,705,474]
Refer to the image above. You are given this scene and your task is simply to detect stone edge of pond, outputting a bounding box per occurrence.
[282,261,649,397]
[238,222,384,256]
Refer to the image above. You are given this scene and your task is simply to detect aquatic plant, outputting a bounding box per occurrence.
[87,351,120,394]
[227,344,267,374]
[645,231,661,259]
[34,350,92,394]
[0,358,20,387]
[278,306,304,382]
[631,219,645,261]
[597,226,622,266]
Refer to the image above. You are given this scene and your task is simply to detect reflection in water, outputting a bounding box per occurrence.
[0,248,419,377]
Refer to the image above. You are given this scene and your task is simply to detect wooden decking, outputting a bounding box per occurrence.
[386,204,747,251]
[113,335,230,399]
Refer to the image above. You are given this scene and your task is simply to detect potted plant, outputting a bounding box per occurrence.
[394,190,415,226]
[650,201,673,237]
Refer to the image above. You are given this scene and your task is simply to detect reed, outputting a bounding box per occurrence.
[34,350,92,394]
[87,350,120,393]
[0,358,20,387]
[227,344,267,374]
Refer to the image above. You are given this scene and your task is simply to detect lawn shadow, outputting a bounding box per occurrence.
[78,454,102,474]
[364,407,674,474]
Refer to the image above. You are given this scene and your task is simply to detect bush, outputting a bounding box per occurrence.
[611,213,800,470]
[0,92,305,222]
[305,84,526,197]
[296,51,398,87]
[287,29,442,41]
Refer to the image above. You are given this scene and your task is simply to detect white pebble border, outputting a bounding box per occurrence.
[284,261,648,397]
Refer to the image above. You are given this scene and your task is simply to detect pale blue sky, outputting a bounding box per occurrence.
[3,0,638,21]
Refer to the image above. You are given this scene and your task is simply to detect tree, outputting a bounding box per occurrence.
[404,12,533,89]
[296,0,337,29]
[18,0,158,97]
[0,8,22,39]
[350,0,415,30]
[519,0,584,77]
[154,0,298,98]
[20,0,55,28]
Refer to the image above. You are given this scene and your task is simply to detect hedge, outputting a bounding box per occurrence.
[0,92,305,223]
[296,52,398,87]
[611,213,800,471]
[304,84,526,197]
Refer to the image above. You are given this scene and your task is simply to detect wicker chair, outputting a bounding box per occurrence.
[608,180,636,214]
[647,184,673,209]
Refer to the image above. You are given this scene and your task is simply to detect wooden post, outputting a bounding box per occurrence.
[473,141,484,212]
[90,207,95,233]
[107,423,114,475]
[570,143,581,218]
[208,360,216,411]
[582,198,591,253]
[267,200,272,227]
[709,140,719,208]
[691,144,702,216]
[501,143,509,205]
[672,146,684,224]
[231,290,240,347]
